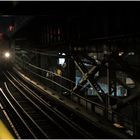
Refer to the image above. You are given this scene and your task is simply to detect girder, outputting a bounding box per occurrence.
[72,54,104,102]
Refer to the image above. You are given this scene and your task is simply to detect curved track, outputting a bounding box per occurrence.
[2,70,125,138]
[1,71,96,139]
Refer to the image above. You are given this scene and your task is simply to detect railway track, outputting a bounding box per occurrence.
[1,71,95,139]
[3,69,122,138]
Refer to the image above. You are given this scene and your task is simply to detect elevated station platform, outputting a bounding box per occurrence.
[0,120,14,139]
[0,103,19,139]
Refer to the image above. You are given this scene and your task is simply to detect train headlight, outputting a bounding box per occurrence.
[4,52,10,58]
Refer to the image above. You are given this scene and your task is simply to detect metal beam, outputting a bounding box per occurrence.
[72,55,104,102]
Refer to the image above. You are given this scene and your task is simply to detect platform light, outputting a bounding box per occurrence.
[4,52,10,58]
[128,52,135,56]
[62,53,66,56]
[118,52,124,56]
[93,55,97,59]
[113,123,124,128]
[58,58,65,66]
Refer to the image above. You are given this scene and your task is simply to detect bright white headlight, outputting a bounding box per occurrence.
[4,52,10,58]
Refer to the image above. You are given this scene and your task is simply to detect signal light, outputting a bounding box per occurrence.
[8,25,14,32]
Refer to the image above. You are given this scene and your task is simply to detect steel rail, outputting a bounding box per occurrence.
[0,87,37,138]
[7,71,95,138]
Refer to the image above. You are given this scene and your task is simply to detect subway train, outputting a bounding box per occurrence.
[0,33,12,69]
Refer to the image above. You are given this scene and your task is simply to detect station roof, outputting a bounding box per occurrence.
[0,1,140,37]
